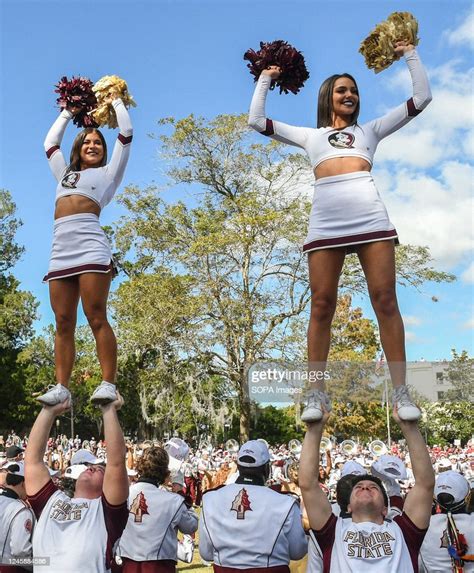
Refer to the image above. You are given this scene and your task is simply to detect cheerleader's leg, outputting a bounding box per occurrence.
[357,240,420,421]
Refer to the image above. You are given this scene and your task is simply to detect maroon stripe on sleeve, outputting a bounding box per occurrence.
[407,98,422,117]
[27,479,58,518]
[118,133,133,145]
[46,145,60,159]
[261,118,275,136]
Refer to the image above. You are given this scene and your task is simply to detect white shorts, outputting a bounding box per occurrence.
[43,213,115,282]
[303,171,398,253]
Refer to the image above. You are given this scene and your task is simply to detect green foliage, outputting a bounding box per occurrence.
[424,401,473,445]
[444,349,474,402]
[0,189,24,272]
[252,405,303,444]
[0,191,38,433]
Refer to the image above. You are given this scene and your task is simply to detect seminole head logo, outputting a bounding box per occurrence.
[328,131,355,149]
[61,172,80,189]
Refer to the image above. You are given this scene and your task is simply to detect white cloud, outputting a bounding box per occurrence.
[461,262,474,283]
[462,317,474,330]
[370,55,474,269]
[375,161,474,268]
[404,315,422,326]
[405,331,418,342]
[443,11,474,49]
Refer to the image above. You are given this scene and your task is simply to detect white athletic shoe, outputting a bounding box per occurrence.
[90,381,117,405]
[393,385,421,421]
[301,389,332,423]
[36,383,71,406]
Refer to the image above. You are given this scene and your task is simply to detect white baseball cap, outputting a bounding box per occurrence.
[4,461,25,477]
[341,461,367,477]
[238,440,270,468]
[435,471,470,503]
[71,449,103,466]
[65,464,88,480]
[164,438,189,461]
[372,455,407,480]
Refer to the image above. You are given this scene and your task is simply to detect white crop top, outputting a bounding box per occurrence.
[44,98,133,209]
[248,50,432,170]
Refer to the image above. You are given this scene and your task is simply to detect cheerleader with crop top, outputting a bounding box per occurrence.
[248,49,431,252]
[43,98,132,281]
[248,43,432,425]
[37,97,133,408]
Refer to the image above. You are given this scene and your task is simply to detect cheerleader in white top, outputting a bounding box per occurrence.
[38,93,133,406]
[248,42,432,423]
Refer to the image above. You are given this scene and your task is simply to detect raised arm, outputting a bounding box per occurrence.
[248,68,310,149]
[369,44,432,140]
[299,411,333,531]
[101,392,128,506]
[24,400,70,496]
[104,98,133,188]
[44,109,74,181]
[394,408,434,529]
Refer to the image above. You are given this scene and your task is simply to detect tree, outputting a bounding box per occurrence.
[111,114,456,441]
[0,190,38,432]
[424,401,473,445]
[444,349,473,402]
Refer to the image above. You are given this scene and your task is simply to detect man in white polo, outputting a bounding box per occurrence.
[199,439,307,571]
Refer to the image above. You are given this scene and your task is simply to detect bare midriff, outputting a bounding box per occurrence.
[55,195,101,219]
[314,156,372,180]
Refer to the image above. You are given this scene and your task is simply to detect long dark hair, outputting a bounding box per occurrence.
[68,128,107,173]
[317,73,360,128]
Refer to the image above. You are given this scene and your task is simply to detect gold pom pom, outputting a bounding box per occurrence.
[92,75,137,128]
[359,12,420,73]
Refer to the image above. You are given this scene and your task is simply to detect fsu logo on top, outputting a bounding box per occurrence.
[231,488,252,519]
[328,132,355,149]
[61,172,81,189]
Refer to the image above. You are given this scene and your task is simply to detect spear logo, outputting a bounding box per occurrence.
[231,488,252,519]
[130,492,150,523]
[440,529,449,548]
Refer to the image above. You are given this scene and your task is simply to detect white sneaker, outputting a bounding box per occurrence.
[37,383,71,406]
[301,389,331,423]
[393,385,421,421]
[90,381,117,405]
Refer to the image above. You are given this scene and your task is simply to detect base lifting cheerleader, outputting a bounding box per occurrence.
[38,92,133,406]
[248,41,432,422]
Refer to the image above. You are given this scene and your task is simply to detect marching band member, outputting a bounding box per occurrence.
[199,439,307,571]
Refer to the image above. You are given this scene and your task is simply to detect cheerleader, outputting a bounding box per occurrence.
[248,41,431,422]
[38,91,132,406]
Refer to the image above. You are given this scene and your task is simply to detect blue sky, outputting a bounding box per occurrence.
[1,0,472,361]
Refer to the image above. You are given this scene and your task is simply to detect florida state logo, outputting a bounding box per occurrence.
[61,172,80,189]
[328,132,355,149]
[130,492,149,523]
[231,488,252,519]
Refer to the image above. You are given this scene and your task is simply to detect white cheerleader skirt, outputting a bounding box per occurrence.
[43,213,115,282]
[303,171,399,254]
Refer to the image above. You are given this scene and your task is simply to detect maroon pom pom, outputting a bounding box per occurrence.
[54,76,98,128]
[243,40,310,95]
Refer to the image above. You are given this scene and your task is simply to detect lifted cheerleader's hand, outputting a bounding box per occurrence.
[393,40,414,59]
[262,65,282,80]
